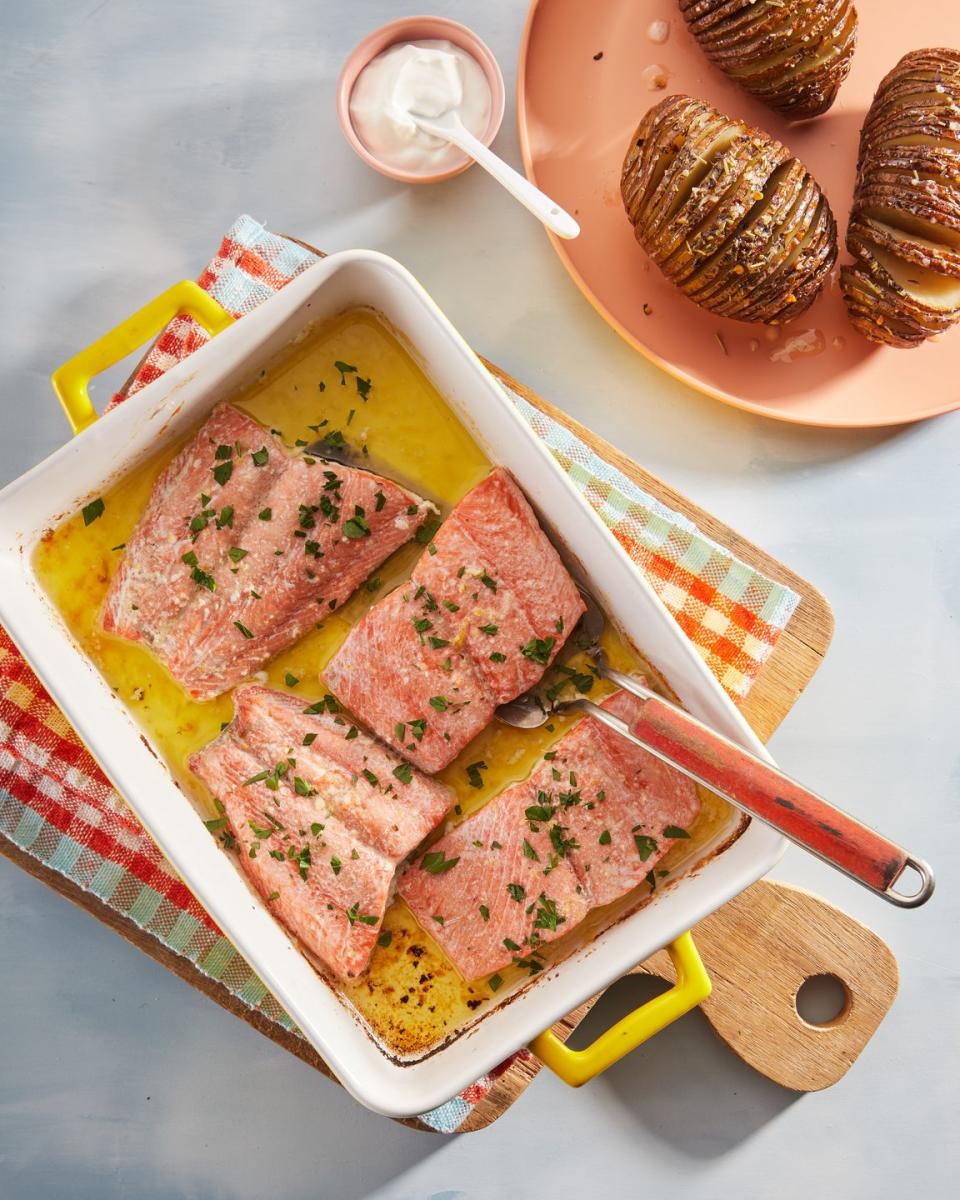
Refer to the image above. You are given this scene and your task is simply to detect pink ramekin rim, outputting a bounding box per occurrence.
[336,16,506,185]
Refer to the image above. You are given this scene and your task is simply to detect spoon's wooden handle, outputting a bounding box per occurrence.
[638,879,899,1090]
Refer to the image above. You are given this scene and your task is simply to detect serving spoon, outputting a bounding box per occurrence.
[497,589,935,908]
[410,108,580,240]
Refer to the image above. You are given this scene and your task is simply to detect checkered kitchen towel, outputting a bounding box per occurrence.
[0,216,799,1133]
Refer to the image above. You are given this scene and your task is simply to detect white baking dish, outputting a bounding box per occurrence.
[0,251,785,1116]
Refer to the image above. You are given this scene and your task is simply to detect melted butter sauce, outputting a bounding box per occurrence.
[33,310,736,1059]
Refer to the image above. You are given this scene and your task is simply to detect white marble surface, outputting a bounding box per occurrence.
[1,2,957,1197]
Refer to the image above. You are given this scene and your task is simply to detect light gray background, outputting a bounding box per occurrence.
[1,2,957,1197]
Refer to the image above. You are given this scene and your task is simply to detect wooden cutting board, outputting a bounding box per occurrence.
[0,329,896,1135]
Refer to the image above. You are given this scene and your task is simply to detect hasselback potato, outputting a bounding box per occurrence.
[841,48,960,348]
[621,95,838,324]
[679,0,858,120]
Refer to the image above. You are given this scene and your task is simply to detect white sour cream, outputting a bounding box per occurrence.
[349,40,492,174]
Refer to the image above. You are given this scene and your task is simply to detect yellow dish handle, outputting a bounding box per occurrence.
[50,280,235,434]
[529,931,711,1086]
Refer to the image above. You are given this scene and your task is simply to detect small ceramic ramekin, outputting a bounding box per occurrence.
[337,16,506,185]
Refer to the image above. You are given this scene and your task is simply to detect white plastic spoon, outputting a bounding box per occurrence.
[411,108,580,239]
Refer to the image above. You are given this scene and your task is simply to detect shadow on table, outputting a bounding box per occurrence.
[567,974,800,1157]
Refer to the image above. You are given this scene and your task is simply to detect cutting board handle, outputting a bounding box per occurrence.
[637,878,899,1090]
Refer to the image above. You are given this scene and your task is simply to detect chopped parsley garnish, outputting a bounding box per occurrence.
[392,762,413,785]
[415,519,441,546]
[506,883,525,903]
[465,761,487,789]
[355,375,371,400]
[479,571,497,591]
[234,620,254,639]
[549,823,579,858]
[412,617,432,634]
[284,673,299,687]
[190,565,216,591]
[267,891,279,902]
[204,816,228,832]
[479,904,490,922]
[432,914,445,926]
[366,576,381,593]
[443,600,459,612]
[361,768,378,787]
[345,902,377,926]
[377,929,393,949]
[490,652,507,663]
[251,447,269,467]
[374,489,386,512]
[503,938,521,952]
[294,776,316,797]
[478,624,498,636]
[228,546,248,563]
[521,636,556,665]
[310,822,324,836]
[303,695,340,715]
[488,973,503,992]
[420,850,460,875]
[522,838,540,861]
[217,505,234,528]
[334,360,357,384]
[633,833,658,861]
[212,461,233,487]
[408,719,427,741]
[258,507,272,521]
[428,636,449,650]
[330,856,342,875]
[428,695,449,712]
[663,825,690,839]
[533,894,564,932]
[526,801,555,824]
[342,512,371,539]
[82,498,105,526]
[302,732,317,746]
[345,726,359,740]
[214,444,232,461]
[599,829,612,845]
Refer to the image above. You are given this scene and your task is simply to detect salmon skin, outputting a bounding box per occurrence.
[397,690,700,982]
[190,685,454,979]
[102,403,433,700]
[325,469,586,772]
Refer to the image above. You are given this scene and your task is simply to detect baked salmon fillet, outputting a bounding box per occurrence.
[397,691,700,981]
[325,469,585,772]
[103,403,433,700]
[102,404,286,645]
[190,685,455,979]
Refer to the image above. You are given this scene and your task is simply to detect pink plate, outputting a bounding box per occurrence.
[517,0,959,427]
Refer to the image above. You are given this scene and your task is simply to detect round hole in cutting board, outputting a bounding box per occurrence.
[794,973,850,1028]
